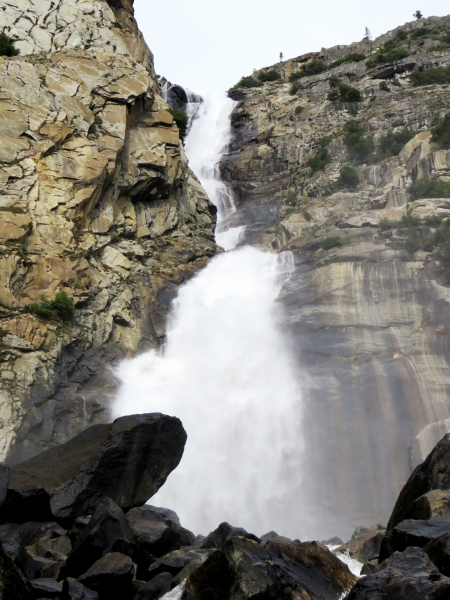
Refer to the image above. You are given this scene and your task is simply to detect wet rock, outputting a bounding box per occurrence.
[183,537,356,600]
[27,554,60,579]
[0,463,9,506]
[148,506,181,526]
[335,525,385,563]
[0,540,35,599]
[379,517,450,561]
[63,497,137,579]
[62,577,99,600]
[200,522,261,549]
[403,489,450,521]
[8,414,187,520]
[68,517,91,545]
[127,505,195,559]
[134,572,173,600]
[171,556,211,589]
[387,433,450,530]
[347,547,450,599]
[260,530,293,544]
[148,548,213,578]
[30,577,63,598]
[321,536,344,547]
[79,552,135,600]
[424,532,450,577]
[28,534,72,561]
[0,485,54,523]
[360,559,378,575]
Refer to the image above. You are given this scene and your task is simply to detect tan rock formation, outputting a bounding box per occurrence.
[0,0,217,463]
[222,16,450,538]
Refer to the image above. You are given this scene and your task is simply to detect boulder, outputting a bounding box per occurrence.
[6,414,187,521]
[0,485,54,523]
[200,522,261,549]
[379,517,450,561]
[260,530,293,544]
[148,548,213,578]
[386,433,450,530]
[424,532,450,577]
[68,517,91,544]
[30,577,63,598]
[62,577,99,600]
[0,463,9,506]
[63,497,137,579]
[403,489,450,521]
[182,537,356,600]
[0,540,35,599]
[26,554,61,579]
[28,534,72,561]
[127,505,195,559]
[134,572,173,600]
[171,556,211,589]
[335,525,385,563]
[346,547,450,599]
[321,536,344,547]
[79,552,135,600]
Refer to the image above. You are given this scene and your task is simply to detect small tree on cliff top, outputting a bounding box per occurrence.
[414,10,423,19]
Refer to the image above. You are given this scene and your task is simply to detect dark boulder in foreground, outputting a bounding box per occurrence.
[403,489,450,521]
[346,547,450,599]
[127,505,195,560]
[200,521,261,549]
[424,532,450,577]
[79,552,135,599]
[379,517,450,561]
[147,547,213,578]
[335,525,385,564]
[133,572,173,600]
[386,433,450,530]
[0,540,35,599]
[183,537,356,600]
[4,413,187,521]
[62,577,99,600]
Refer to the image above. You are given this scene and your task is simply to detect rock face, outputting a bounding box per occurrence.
[222,14,450,538]
[0,0,217,465]
[346,546,450,599]
[182,537,357,600]
[335,525,385,563]
[5,413,186,520]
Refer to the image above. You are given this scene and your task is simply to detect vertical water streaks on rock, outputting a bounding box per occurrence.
[222,15,450,538]
[0,0,218,463]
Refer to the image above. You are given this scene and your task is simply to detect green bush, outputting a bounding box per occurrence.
[319,236,345,250]
[366,44,409,69]
[295,105,304,115]
[327,78,362,102]
[395,29,408,41]
[258,70,281,82]
[375,129,415,160]
[410,66,450,86]
[167,108,188,142]
[344,121,374,163]
[32,292,75,322]
[379,81,390,92]
[307,137,332,175]
[234,76,262,89]
[0,33,20,57]
[329,53,366,69]
[302,210,312,221]
[407,178,450,199]
[336,166,359,189]
[431,112,450,149]
[411,27,430,39]
[289,60,327,82]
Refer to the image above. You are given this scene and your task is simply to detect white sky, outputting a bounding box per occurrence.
[134,1,449,93]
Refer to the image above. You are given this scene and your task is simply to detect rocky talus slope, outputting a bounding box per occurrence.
[223,15,450,537]
[0,0,217,463]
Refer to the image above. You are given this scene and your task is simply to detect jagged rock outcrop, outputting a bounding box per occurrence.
[0,0,217,464]
[222,15,450,539]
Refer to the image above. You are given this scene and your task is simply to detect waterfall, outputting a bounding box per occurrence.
[114,94,305,538]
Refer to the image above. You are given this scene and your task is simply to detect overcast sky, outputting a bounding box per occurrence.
[134,1,449,94]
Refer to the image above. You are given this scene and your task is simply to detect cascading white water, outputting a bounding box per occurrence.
[185,93,245,250]
[114,93,306,538]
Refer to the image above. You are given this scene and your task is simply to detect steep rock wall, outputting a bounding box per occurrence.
[0,0,217,463]
[222,15,450,538]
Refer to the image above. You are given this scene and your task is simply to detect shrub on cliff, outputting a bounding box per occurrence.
[307,137,332,175]
[0,33,20,57]
[327,78,362,103]
[32,292,75,322]
[344,121,374,163]
[407,178,450,200]
[289,60,327,82]
[234,76,262,89]
[168,109,188,142]
[319,236,345,250]
[328,53,366,69]
[366,39,409,68]
[431,112,450,149]
[258,70,281,82]
[375,129,415,160]
[410,66,450,86]
[336,166,359,189]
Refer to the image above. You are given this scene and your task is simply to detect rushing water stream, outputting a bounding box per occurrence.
[114,93,305,537]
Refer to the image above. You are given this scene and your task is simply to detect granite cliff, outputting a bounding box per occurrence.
[0,0,217,464]
[222,15,450,537]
